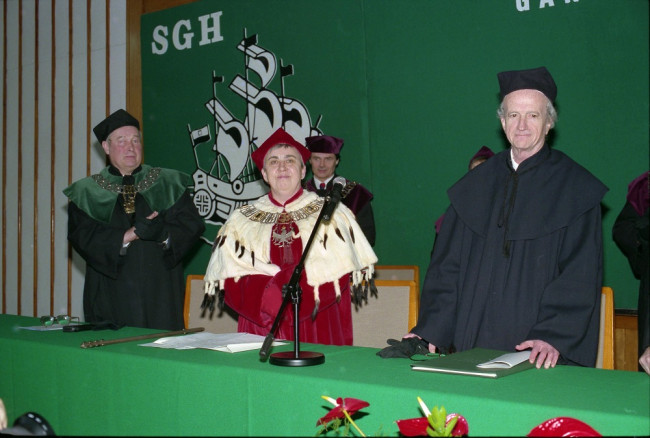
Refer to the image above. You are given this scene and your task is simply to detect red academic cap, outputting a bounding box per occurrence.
[497,66,557,103]
[305,135,344,155]
[93,109,140,143]
[251,128,311,171]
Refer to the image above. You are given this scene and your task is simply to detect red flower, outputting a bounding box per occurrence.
[396,414,469,437]
[396,417,430,436]
[528,417,601,437]
[446,414,469,437]
[317,397,370,426]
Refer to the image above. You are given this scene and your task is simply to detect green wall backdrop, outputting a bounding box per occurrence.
[141,0,649,310]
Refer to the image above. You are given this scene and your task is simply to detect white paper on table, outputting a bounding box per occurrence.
[18,324,66,331]
[139,332,287,353]
[476,351,531,369]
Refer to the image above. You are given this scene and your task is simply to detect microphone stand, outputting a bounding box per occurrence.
[259,195,338,366]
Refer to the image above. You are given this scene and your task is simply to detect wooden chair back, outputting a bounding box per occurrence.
[184,274,239,333]
[352,279,419,348]
[374,265,420,285]
[596,286,615,369]
[184,272,423,349]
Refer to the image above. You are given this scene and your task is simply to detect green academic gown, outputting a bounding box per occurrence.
[64,165,205,330]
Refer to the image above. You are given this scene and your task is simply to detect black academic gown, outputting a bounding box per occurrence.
[413,145,608,366]
[67,170,205,331]
[612,201,650,357]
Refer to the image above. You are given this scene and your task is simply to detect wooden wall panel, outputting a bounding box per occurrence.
[1,0,128,320]
[0,0,195,320]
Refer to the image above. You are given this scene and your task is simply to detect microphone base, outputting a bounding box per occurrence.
[269,350,325,367]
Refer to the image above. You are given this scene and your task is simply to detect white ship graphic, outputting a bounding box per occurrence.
[187,31,322,242]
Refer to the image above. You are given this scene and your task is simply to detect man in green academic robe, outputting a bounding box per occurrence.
[64,109,205,330]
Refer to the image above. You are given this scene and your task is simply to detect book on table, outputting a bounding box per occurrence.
[410,348,535,378]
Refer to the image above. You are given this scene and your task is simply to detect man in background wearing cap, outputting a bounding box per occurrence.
[397,67,608,368]
[304,135,376,246]
[64,109,205,330]
[203,128,377,345]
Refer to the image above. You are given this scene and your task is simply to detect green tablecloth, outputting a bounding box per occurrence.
[1,314,648,436]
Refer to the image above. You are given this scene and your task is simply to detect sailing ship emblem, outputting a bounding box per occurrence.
[187,31,322,243]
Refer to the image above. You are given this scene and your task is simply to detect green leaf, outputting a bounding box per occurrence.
[426,406,449,437]
[444,415,458,436]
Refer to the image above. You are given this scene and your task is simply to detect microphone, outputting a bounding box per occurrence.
[321,176,346,223]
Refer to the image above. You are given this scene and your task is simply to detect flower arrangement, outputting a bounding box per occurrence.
[316,395,468,437]
[526,417,601,437]
[316,396,372,437]
[396,397,469,437]
[316,395,601,437]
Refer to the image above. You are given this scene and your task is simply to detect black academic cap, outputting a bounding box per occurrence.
[497,66,557,103]
[93,109,140,143]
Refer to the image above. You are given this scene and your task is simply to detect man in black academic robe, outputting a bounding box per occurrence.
[409,67,608,368]
[64,109,205,331]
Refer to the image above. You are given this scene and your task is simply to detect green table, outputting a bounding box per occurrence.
[1,314,648,436]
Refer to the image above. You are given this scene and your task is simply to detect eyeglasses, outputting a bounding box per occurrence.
[40,315,80,327]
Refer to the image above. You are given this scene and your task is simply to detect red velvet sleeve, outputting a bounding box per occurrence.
[223,270,351,327]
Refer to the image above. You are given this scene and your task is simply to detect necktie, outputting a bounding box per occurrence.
[320,183,326,190]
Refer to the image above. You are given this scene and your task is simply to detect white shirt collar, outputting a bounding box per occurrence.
[510,149,520,171]
[314,176,334,186]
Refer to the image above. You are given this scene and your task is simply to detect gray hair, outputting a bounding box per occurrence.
[497,98,557,129]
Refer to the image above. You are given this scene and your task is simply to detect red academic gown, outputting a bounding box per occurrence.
[223,190,353,345]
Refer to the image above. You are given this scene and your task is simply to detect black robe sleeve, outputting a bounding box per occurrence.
[354,201,376,247]
[613,202,649,280]
[613,202,649,354]
[160,191,206,269]
[67,202,128,279]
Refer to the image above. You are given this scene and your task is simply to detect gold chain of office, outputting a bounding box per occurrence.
[92,167,162,214]
[239,198,324,224]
